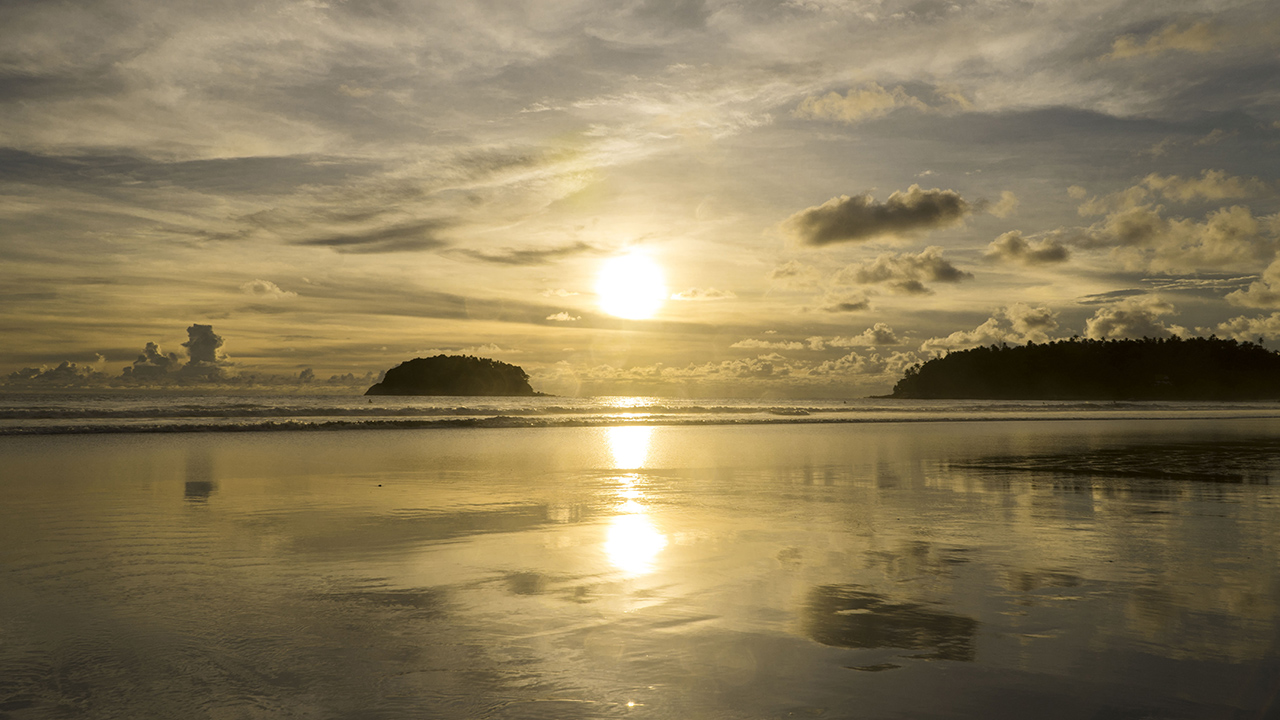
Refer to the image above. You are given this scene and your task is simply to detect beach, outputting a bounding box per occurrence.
[4,417,1280,718]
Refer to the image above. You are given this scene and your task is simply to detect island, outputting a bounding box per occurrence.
[890,337,1280,400]
[365,355,541,396]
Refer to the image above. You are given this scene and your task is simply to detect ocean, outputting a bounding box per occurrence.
[4,392,1280,434]
[4,398,1280,717]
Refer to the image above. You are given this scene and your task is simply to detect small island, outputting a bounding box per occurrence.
[365,355,541,396]
[890,337,1280,400]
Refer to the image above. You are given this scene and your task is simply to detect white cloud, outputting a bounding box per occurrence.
[240,279,298,299]
[1213,313,1280,341]
[818,323,904,348]
[920,303,1061,354]
[988,191,1019,218]
[1142,170,1272,202]
[1226,259,1280,309]
[546,312,580,321]
[731,338,806,350]
[984,231,1069,265]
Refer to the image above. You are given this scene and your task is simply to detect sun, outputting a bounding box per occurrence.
[596,253,667,320]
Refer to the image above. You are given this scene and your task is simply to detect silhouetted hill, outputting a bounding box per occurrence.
[890,337,1280,400]
[365,355,539,396]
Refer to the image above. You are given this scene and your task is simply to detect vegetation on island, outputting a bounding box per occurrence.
[365,355,540,396]
[890,337,1280,400]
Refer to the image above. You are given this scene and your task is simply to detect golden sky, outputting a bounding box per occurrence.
[2,0,1279,396]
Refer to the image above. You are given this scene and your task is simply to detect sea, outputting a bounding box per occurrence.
[6,395,1280,717]
[5,392,1280,434]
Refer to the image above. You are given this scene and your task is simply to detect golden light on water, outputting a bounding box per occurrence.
[604,473,667,576]
[607,426,653,470]
[605,512,667,576]
[602,427,666,576]
[596,253,666,320]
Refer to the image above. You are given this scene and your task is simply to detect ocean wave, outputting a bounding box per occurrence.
[6,408,1280,435]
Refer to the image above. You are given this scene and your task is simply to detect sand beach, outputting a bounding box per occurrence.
[4,417,1280,718]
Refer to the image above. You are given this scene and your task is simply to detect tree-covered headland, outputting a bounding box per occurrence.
[365,355,540,396]
[890,337,1280,400]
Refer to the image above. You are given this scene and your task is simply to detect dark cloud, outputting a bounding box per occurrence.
[819,295,871,313]
[984,231,1070,265]
[120,324,228,382]
[296,221,450,254]
[122,341,180,381]
[6,360,106,386]
[453,241,604,266]
[182,324,224,365]
[782,185,972,245]
[1085,296,1183,339]
[837,246,972,294]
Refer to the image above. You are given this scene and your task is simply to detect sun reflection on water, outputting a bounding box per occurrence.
[605,476,667,577]
[601,427,667,576]
[607,426,653,470]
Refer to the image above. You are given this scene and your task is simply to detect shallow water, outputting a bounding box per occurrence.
[3,419,1280,718]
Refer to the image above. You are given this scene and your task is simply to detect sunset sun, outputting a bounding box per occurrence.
[596,253,667,320]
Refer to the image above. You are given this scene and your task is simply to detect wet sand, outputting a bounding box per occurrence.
[3,419,1280,718]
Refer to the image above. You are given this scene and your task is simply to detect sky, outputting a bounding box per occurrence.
[2,0,1279,397]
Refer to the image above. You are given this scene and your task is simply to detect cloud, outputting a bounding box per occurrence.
[816,292,871,313]
[768,260,822,287]
[455,241,603,265]
[296,221,451,254]
[984,231,1070,265]
[793,83,929,124]
[240,279,297,299]
[120,324,228,382]
[809,350,922,379]
[818,323,903,348]
[183,324,224,365]
[122,341,181,381]
[6,360,107,386]
[920,304,1060,354]
[414,343,521,357]
[783,186,972,245]
[540,288,579,297]
[1065,186,1275,272]
[1195,129,1236,146]
[546,312,580,321]
[1213,313,1280,341]
[836,246,972,294]
[1107,19,1222,60]
[1084,296,1184,340]
[1226,259,1280,309]
[731,338,806,350]
[671,287,736,300]
[988,191,1020,219]
[1142,170,1272,202]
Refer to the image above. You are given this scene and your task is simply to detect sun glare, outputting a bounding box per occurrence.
[596,253,667,320]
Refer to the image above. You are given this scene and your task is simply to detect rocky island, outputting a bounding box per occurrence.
[890,337,1280,400]
[365,355,541,396]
